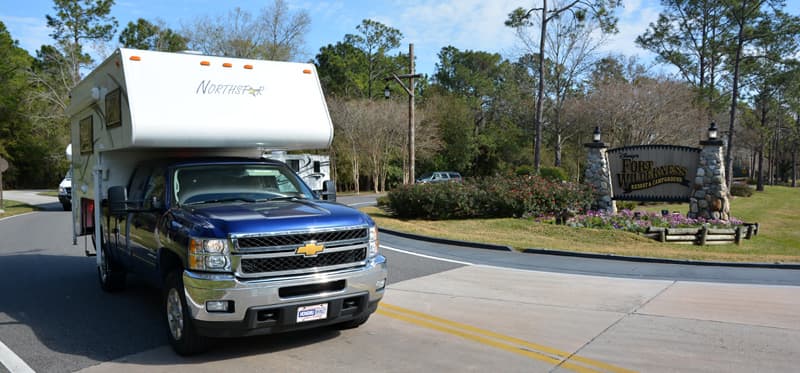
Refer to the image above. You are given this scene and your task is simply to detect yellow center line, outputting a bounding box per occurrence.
[378,303,636,373]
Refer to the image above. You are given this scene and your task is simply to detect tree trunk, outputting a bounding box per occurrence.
[767,145,773,185]
[554,132,562,167]
[792,147,797,187]
[725,18,745,188]
[351,149,360,195]
[757,146,765,192]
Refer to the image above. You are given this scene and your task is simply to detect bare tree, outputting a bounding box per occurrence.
[328,97,367,193]
[506,0,621,171]
[570,76,706,147]
[362,100,404,192]
[543,16,608,167]
[327,97,440,192]
[182,0,309,61]
[260,0,311,61]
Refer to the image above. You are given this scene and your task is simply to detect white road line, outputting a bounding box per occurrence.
[346,202,375,207]
[0,339,35,373]
[380,244,558,276]
[0,212,37,223]
[381,245,474,266]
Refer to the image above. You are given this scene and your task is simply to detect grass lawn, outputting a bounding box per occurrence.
[38,190,58,197]
[0,200,37,218]
[365,185,800,263]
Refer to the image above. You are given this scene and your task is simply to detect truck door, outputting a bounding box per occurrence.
[128,166,166,271]
[114,165,151,265]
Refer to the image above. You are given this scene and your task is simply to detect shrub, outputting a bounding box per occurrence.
[515,165,535,176]
[538,166,568,181]
[730,184,753,197]
[385,175,593,220]
[616,201,637,211]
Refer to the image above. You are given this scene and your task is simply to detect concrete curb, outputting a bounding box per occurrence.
[522,248,800,269]
[378,227,800,269]
[378,228,513,252]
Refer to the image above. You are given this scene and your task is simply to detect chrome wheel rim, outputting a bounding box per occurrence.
[166,288,184,340]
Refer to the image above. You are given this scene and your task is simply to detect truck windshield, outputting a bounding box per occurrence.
[173,164,314,206]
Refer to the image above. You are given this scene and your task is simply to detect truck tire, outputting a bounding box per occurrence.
[164,271,209,355]
[62,202,71,211]
[96,233,126,292]
[335,314,370,330]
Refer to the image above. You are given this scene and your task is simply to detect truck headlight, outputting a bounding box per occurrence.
[367,226,379,257]
[189,238,232,272]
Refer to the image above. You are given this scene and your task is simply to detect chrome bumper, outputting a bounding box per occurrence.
[182,254,387,323]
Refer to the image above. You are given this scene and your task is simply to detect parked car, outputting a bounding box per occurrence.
[416,171,462,184]
[58,169,72,211]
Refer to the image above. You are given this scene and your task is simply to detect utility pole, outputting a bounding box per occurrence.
[384,43,421,184]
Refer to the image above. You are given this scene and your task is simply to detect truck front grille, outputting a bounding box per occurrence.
[232,226,371,278]
[241,248,366,274]
[236,228,367,249]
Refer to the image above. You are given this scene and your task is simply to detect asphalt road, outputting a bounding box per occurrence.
[0,192,798,372]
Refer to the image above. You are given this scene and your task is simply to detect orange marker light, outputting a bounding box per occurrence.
[200,61,211,66]
[223,62,233,68]
[302,69,312,74]
[129,56,141,61]
[244,64,253,70]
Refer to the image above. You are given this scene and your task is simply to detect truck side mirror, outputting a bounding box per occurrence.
[321,180,336,202]
[108,186,128,216]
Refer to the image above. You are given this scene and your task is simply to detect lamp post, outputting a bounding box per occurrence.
[384,43,421,184]
[708,122,718,140]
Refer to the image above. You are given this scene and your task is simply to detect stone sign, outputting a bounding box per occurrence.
[584,130,730,220]
[607,145,700,202]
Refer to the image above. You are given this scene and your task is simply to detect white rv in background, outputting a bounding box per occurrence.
[265,151,330,191]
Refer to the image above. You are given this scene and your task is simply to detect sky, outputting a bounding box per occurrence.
[1,0,799,77]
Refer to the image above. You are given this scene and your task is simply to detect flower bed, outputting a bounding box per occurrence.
[567,210,754,245]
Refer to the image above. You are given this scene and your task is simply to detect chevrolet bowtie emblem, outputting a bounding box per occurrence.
[296,241,325,257]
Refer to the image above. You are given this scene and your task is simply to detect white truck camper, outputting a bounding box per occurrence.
[67,48,386,355]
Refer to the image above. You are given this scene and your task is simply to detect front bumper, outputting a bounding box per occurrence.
[182,254,387,338]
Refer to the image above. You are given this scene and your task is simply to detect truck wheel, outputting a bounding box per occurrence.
[335,314,370,330]
[62,202,71,211]
[164,271,209,355]
[97,234,126,292]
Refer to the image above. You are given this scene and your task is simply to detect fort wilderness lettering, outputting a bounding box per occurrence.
[616,159,688,193]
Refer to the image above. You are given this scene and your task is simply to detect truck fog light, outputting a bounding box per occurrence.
[206,300,233,312]
[205,255,228,269]
[376,278,386,290]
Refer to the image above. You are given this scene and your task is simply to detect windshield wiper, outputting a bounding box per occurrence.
[185,197,258,205]
[261,195,308,202]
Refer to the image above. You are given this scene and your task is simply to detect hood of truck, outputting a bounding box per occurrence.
[181,199,371,235]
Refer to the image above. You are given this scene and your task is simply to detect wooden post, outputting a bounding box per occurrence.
[408,43,416,184]
[699,226,708,246]
[735,226,742,245]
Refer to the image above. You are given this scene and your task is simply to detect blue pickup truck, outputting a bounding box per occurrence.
[101,157,387,355]
[66,49,384,355]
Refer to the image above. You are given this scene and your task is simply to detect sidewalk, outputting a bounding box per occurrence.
[2,190,62,211]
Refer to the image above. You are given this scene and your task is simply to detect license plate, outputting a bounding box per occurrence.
[296,303,328,323]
